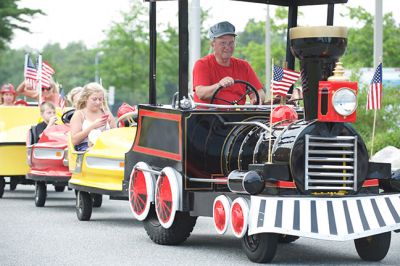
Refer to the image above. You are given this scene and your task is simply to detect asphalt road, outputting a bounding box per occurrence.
[1,185,400,266]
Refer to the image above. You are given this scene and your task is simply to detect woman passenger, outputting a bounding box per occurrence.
[70,82,116,151]
[16,79,61,107]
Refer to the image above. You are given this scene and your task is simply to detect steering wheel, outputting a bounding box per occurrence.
[61,109,75,124]
[117,111,137,127]
[210,79,260,105]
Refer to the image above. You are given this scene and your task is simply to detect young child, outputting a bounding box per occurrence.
[0,84,17,106]
[33,102,58,141]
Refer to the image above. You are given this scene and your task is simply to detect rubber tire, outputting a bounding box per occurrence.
[0,177,5,198]
[355,232,391,261]
[35,181,47,207]
[92,193,103,208]
[143,205,197,245]
[10,178,18,191]
[241,232,279,263]
[278,234,299,244]
[54,185,65,192]
[76,191,92,221]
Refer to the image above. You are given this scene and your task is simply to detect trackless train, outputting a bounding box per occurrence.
[121,0,400,263]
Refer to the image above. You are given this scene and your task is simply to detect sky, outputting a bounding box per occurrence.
[10,0,400,50]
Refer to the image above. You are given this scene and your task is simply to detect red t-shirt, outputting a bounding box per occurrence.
[192,54,263,105]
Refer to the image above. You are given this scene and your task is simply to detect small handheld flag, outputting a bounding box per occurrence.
[271,65,301,96]
[24,54,37,90]
[41,61,55,89]
[366,63,382,110]
[58,87,66,109]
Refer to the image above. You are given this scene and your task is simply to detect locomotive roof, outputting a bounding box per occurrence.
[144,0,348,6]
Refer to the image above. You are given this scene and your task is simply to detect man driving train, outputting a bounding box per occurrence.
[192,21,266,105]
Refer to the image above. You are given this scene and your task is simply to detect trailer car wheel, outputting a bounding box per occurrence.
[92,193,103,208]
[278,234,299,244]
[35,181,47,207]
[241,232,279,263]
[76,191,92,221]
[354,232,391,261]
[143,205,197,245]
[54,185,65,192]
[0,177,5,198]
[10,178,18,191]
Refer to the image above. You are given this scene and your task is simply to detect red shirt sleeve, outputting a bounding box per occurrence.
[192,59,211,93]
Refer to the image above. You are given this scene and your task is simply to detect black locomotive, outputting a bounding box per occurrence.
[123,0,400,263]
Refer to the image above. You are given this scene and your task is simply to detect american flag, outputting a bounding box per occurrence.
[366,63,382,110]
[24,54,37,90]
[41,61,55,88]
[271,65,301,96]
[58,87,66,109]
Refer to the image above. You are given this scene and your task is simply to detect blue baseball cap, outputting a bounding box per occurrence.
[208,21,236,40]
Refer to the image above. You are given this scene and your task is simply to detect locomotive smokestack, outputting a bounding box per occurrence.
[289,26,348,121]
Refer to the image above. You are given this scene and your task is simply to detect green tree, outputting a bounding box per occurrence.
[354,86,400,152]
[41,42,96,90]
[98,2,149,106]
[341,6,400,68]
[0,48,25,86]
[0,0,43,49]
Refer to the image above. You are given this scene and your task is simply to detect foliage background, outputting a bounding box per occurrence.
[0,0,399,153]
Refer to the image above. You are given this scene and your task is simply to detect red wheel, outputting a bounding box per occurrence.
[230,197,249,238]
[128,162,154,221]
[213,195,231,234]
[155,167,179,228]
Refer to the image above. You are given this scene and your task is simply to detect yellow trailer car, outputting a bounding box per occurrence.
[0,106,40,197]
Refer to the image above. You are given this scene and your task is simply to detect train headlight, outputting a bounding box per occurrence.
[332,88,357,116]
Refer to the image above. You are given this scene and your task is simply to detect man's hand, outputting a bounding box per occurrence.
[218,77,234,88]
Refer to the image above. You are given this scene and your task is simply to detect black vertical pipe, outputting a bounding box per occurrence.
[327,4,334,25]
[285,3,298,95]
[178,0,189,106]
[285,4,297,71]
[149,1,157,105]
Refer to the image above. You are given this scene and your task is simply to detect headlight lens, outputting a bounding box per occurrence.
[332,88,357,116]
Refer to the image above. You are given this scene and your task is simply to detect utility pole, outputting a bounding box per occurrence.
[265,5,271,94]
[374,0,383,68]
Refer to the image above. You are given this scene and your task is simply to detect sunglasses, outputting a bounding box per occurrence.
[42,87,51,91]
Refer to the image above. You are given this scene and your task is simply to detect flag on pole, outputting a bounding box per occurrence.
[24,54,37,90]
[41,61,55,88]
[366,63,383,110]
[58,87,66,109]
[271,65,301,96]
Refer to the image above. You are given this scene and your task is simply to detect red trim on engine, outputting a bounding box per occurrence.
[362,179,379,187]
[265,180,297,189]
[134,109,182,161]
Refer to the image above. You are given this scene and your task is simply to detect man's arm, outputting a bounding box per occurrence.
[195,76,235,101]
[249,88,266,104]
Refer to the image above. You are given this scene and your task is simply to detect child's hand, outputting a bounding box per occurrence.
[48,116,58,127]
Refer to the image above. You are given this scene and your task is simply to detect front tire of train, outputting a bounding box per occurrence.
[278,234,299,243]
[35,181,47,207]
[76,191,92,221]
[241,232,279,263]
[354,232,391,261]
[143,205,197,245]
